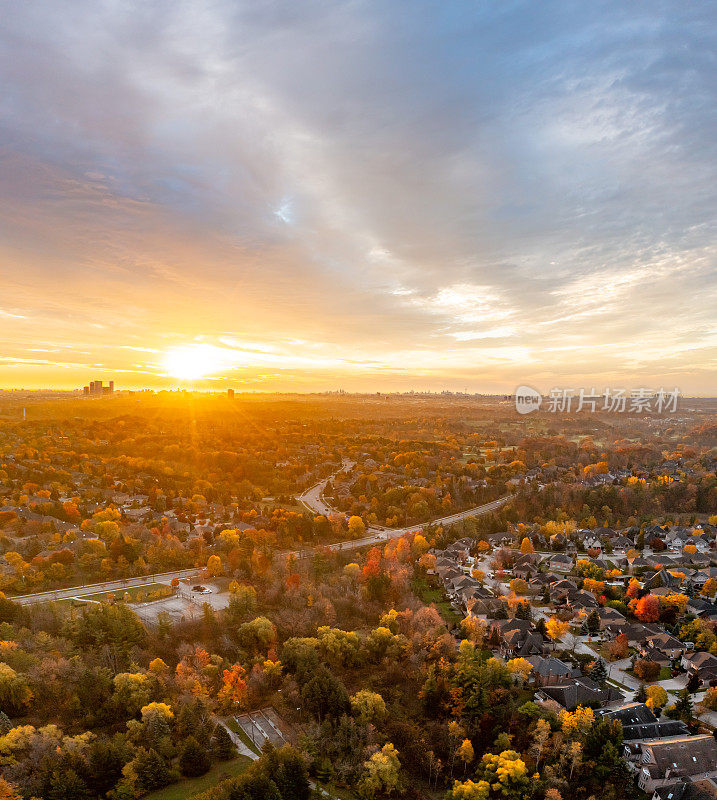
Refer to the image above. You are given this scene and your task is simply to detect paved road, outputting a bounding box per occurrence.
[295,494,511,555]
[10,568,201,606]
[297,462,511,553]
[13,464,510,606]
[297,460,354,517]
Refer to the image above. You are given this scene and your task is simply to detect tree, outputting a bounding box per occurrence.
[509,578,529,595]
[348,516,366,539]
[560,706,594,735]
[565,740,583,780]
[633,659,660,682]
[237,617,276,654]
[531,718,551,769]
[546,618,569,649]
[674,688,693,720]
[350,690,387,725]
[113,672,151,716]
[357,743,401,799]
[212,724,237,761]
[0,778,24,800]
[301,666,350,722]
[228,583,257,617]
[218,664,248,709]
[589,658,607,687]
[608,633,629,660]
[69,602,145,657]
[206,555,223,577]
[179,736,211,777]
[477,750,529,798]
[123,748,174,793]
[457,739,474,775]
[269,744,311,800]
[506,658,533,683]
[445,779,490,800]
[520,537,534,554]
[645,685,668,711]
[514,600,531,620]
[702,578,717,599]
[701,687,717,711]
[0,663,32,715]
[634,594,660,622]
[581,609,598,635]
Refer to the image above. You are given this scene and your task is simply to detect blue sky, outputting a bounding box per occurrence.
[0,1,715,391]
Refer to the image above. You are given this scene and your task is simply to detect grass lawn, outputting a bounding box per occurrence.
[659,666,672,680]
[411,576,462,626]
[143,757,252,800]
[72,582,171,603]
[317,781,358,800]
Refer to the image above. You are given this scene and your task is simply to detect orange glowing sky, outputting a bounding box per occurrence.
[1,2,715,393]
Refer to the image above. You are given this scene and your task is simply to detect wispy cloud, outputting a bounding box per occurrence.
[0,1,714,391]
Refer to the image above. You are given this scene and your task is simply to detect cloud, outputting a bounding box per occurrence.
[0,1,714,391]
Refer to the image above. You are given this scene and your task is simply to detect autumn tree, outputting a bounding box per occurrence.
[506,658,533,683]
[357,742,401,798]
[457,739,474,775]
[633,659,660,682]
[0,663,32,715]
[206,554,223,577]
[350,689,387,725]
[348,516,366,539]
[634,594,660,622]
[546,618,569,649]
[646,685,668,711]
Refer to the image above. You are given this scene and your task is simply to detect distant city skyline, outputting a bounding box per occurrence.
[0,2,715,392]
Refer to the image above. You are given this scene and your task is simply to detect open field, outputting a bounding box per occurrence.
[143,757,253,800]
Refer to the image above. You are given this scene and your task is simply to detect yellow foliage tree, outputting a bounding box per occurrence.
[506,657,533,683]
[546,618,569,648]
[559,706,594,736]
[646,685,668,710]
[206,554,223,577]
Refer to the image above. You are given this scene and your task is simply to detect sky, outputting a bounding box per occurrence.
[0,0,715,393]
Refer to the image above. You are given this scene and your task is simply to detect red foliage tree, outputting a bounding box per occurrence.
[634,594,660,622]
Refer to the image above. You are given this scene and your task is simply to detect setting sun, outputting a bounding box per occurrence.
[162,344,230,380]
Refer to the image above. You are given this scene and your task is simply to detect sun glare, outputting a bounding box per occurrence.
[163,344,229,380]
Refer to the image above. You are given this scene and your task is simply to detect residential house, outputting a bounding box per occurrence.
[604,622,662,649]
[545,553,573,573]
[597,606,627,630]
[680,652,717,688]
[535,676,623,712]
[636,735,717,794]
[642,633,686,665]
[525,656,580,687]
[598,703,689,744]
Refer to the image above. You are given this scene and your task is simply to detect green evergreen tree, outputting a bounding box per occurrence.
[675,688,693,721]
[212,723,237,761]
[179,735,211,777]
[586,609,600,635]
[132,748,174,792]
[0,710,12,734]
[590,658,608,687]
